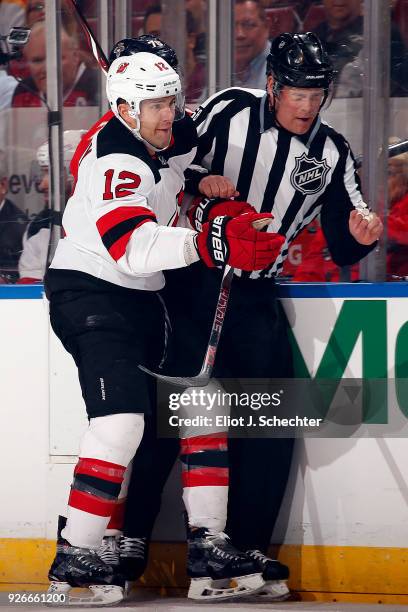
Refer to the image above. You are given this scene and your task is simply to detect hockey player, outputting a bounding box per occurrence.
[160,32,384,600]
[67,36,279,601]
[18,130,86,283]
[44,51,284,605]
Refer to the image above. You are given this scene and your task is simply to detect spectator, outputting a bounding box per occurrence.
[291,1,322,31]
[25,0,78,36]
[0,69,17,110]
[144,4,206,104]
[293,137,408,282]
[0,150,28,282]
[0,0,23,106]
[281,217,321,279]
[185,0,206,62]
[143,3,162,38]
[315,0,408,97]
[25,0,45,28]
[18,130,86,283]
[292,220,360,282]
[385,138,408,279]
[11,21,99,107]
[233,0,270,89]
[314,0,364,76]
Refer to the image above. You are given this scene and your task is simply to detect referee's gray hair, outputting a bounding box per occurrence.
[0,151,8,180]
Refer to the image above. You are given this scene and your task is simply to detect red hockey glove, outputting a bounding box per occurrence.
[188,196,256,231]
[196,213,285,271]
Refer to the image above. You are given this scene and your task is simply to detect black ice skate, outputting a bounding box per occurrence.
[47,516,125,606]
[118,536,148,582]
[97,535,120,567]
[246,549,290,600]
[187,527,264,601]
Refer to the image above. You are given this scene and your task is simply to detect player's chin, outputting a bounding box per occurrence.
[155,129,172,148]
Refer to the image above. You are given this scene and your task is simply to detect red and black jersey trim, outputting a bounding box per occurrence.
[96,206,157,261]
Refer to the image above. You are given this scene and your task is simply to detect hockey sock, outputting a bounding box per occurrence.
[105,461,132,534]
[62,413,144,549]
[181,432,228,533]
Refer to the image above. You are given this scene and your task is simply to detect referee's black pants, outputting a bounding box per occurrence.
[163,263,294,552]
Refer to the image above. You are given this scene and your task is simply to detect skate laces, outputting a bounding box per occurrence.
[98,536,119,566]
[76,549,111,572]
[247,549,273,565]
[119,536,147,558]
[206,532,243,561]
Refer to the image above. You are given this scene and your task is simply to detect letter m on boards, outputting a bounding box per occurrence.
[288,300,388,424]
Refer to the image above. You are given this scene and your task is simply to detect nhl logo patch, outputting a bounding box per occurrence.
[290,153,330,195]
[116,62,129,74]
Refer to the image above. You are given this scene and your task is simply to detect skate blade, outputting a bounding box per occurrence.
[188,572,264,601]
[245,579,290,601]
[46,582,124,606]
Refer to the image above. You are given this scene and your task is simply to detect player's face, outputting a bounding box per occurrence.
[37,167,70,204]
[272,82,324,135]
[139,96,176,150]
[38,168,49,204]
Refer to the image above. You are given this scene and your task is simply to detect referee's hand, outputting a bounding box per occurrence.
[199,175,239,199]
[349,209,383,245]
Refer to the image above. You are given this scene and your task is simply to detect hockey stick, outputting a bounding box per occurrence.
[68,0,109,75]
[355,138,408,168]
[139,264,233,388]
[139,218,273,388]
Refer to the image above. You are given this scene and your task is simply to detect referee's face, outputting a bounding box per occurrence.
[270,79,323,135]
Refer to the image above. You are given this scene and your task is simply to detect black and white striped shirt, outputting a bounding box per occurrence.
[187,87,374,279]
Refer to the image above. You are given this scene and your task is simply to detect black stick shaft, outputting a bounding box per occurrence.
[68,0,109,75]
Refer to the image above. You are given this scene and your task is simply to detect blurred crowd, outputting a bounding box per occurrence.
[0,0,407,283]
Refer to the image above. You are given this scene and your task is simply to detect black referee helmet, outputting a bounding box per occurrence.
[267,32,334,90]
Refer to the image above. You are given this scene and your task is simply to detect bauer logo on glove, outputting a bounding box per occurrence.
[188,196,256,232]
[196,212,285,272]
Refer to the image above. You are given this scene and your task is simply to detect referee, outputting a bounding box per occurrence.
[165,32,383,599]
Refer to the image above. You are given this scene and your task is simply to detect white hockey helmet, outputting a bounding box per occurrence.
[106,52,184,146]
[36,129,87,173]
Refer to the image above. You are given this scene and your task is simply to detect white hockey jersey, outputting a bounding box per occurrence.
[49,114,197,291]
